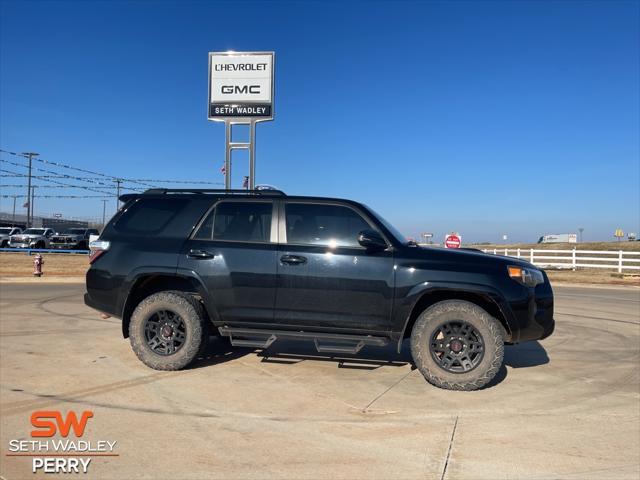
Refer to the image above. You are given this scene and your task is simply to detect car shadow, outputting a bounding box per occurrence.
[189,336,549,389]
[504,340,550,368]
[485,341,550,388]
[187,336,252,369]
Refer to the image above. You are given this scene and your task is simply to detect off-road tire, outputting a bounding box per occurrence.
[410,300,504,391]
[129,291,208,370]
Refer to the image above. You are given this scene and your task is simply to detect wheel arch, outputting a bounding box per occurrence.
[398,288,512,352]
[121,274,213,338]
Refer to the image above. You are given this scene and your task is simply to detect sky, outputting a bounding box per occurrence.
[1,0,638,243]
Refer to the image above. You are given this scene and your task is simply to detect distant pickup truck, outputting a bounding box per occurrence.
[538,234,577,244]
[50,228,100,250]
[9,228,55,249]
[0,227,22,247]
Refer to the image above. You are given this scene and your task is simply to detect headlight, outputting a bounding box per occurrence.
[508,265,544,287]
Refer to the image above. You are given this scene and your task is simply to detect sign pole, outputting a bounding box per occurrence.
[224,121,232,189]
[249,120,256,190]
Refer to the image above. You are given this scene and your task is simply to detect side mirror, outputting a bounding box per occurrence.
[358,229,387,251]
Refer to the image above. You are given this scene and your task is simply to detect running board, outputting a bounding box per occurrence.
[218,327,387,354]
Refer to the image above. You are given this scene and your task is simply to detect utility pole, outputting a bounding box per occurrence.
[101,199,108,227]
[22,152,39,227]
[11,195,17,224]
[30,186,36,226]
[115,179,122,211]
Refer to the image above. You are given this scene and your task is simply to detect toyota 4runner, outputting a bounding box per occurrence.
[85,189,554,390]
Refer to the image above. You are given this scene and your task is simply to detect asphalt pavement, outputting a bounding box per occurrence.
[0,283,638,479]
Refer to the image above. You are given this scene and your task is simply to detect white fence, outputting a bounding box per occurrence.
[482,248,640,273]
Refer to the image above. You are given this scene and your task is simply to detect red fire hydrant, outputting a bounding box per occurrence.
[33,253,44,277]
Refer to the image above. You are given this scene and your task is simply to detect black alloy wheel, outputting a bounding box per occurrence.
[144,310,187,356]
[429,320,485,373]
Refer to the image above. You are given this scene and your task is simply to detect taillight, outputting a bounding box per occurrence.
[89,240,110,264]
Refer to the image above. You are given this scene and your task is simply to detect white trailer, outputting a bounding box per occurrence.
[537,234,578,244]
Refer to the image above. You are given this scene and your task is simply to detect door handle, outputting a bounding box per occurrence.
[188,249,214,259]
[280,254,307,265]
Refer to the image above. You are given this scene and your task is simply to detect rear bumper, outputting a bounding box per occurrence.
[84,292,120,318]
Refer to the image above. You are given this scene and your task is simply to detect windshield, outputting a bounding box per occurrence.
[362,205,408,244]
[23,229,45,235]
[0,228,12,234]
[63,229,86,234]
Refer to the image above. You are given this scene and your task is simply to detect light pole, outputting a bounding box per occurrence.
[22,152,39,227]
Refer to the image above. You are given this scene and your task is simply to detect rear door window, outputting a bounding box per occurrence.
[194,201,272,242]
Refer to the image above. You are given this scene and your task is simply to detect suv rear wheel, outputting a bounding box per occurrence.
[129,291,209,370]
[410,300,504,391]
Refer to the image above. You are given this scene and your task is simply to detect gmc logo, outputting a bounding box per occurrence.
[221,85,260,94]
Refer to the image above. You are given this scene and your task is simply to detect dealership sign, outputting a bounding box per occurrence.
[208,51,274,121]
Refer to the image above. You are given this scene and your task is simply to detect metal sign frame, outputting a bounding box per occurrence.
[208,51,275,190]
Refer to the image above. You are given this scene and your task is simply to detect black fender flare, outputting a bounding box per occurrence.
[396,281,514,352]
[120,268,219,338]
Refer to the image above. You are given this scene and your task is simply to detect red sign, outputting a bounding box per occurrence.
[444,234,461,249]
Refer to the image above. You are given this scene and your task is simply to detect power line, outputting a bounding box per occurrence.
[0,148,156,188]
[0,184,140,190]
[0,148,224,186]
[0,168,123,195]
[1,194,113,199]
[118,179,223,185]
[1,157,118,188]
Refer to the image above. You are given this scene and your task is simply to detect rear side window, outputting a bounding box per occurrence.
[285,203,370,247]
[114,199,189,235]
[194,201,272,242]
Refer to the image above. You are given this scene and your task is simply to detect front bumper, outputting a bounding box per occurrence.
[505,275,555,343]
[8,243,32,249]
[50,243,80,249]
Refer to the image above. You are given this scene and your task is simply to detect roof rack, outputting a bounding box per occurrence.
[141,188,286,196]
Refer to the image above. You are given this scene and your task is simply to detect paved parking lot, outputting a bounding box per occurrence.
[0,283,639,479]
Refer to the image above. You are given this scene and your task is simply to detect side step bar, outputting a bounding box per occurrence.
[218,327,388,354]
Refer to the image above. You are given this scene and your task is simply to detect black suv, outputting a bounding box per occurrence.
[85,189,554,390]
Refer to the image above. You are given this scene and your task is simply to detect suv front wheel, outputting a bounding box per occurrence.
[410,300,504,391]
[129,291,208,370]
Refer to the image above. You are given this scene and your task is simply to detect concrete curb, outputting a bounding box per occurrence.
[0,276,85,284]
[550,282,640,290]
